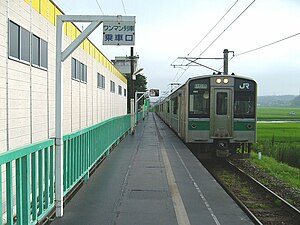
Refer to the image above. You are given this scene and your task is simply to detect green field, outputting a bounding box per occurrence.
[255,107,300,168]
[257,122,300,143]
[257,107,300,120]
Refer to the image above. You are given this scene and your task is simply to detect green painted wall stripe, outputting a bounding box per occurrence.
[234,121,256,131]
[188,121,210,130]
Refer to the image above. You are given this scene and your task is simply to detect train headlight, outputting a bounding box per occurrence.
[216,78,222,84]
[223,78,229,84]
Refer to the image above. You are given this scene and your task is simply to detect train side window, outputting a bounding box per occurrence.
[216,92,228,115]
[167,101,170,113]
[172,97,178,115]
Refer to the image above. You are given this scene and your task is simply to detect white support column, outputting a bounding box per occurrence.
[130,99,135,134]
[54,14,135,217]
[135,92,138,125]
[55,16,64,217]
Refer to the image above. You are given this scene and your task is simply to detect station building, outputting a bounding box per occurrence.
[0,0,128,153]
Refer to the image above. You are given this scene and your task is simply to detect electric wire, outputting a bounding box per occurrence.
[174,0,255,82]
[95,0,104,14]
[187,0,239,56]
[218,32,300,71]
[121,0,127,15]
[198,0,256,57]
[235,32,300,57]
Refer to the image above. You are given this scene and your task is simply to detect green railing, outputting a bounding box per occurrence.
[0,114,132,225]
[63,114,131,194]
[0,140,55,225]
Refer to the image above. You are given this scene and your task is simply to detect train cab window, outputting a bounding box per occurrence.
[234,92,255,118]
[189,78,210,118]
[216,92,228,115]
[234,78,256,118]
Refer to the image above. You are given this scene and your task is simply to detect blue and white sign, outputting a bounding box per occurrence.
[103,21,135,46]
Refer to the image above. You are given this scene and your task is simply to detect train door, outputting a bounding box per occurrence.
[211,89,233,138]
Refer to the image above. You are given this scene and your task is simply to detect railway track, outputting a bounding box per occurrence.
[201,159,300,225]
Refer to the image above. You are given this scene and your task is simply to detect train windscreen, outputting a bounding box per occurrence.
[189,78,210,118]
[234,78,256,118]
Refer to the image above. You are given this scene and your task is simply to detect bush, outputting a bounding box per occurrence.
[254,141,300,168]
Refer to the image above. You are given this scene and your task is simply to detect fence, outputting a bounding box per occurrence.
[0,114,132,225]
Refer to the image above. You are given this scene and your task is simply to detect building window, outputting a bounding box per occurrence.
[9,21,20,59]
[71,57,87,83]
[97,73,105,89]
[20,27,30,62]
[8,20,48,69]
[124,88,126,97]
[40,39,48,68]
[71,58,76,79]
[110,80,115,93]
[31,34,40,66]
[118,85,122,95]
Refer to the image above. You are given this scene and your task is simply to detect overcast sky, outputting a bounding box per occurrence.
[55,0,300,96]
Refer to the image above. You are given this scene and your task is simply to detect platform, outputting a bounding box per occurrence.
[50,113,253,225]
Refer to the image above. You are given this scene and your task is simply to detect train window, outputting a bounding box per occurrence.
[234,92,255,118]
[189,91,210,117]
[167,101,170,113]
[189,78,210,118]
[234,78,256,118]
[172,97,178,115]
[216,92,228,115]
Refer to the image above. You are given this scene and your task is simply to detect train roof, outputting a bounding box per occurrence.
[159,73,256,103]
[185,73,256,84]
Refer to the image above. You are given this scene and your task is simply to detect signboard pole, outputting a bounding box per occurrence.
[55,14,135,218]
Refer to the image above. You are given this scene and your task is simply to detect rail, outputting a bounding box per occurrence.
[0,114,135,225]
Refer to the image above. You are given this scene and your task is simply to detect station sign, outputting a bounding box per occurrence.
[103,21,135,46]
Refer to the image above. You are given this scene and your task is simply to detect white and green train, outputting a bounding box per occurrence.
[156,74,257,157]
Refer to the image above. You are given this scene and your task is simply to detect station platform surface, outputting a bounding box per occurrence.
[51,113,253,225]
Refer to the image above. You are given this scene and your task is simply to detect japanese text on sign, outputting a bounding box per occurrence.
[103,21,135,46]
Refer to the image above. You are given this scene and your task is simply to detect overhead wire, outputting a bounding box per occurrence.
[235,32,300,57]
[174,0,255,82]
[187,0,239,56]
[95,0,104,14]
[198,0,256,57]
[121,0,127,15]
[218,32,300,71]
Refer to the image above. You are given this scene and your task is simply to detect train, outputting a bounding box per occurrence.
[155,73,257,158]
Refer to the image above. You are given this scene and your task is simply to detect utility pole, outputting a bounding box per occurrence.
[223,49,229,75]
[130,47,135,134]
[130,47,134,99]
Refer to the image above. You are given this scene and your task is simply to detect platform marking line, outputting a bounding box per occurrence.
[160,142,191,225]
[172,144,221,225]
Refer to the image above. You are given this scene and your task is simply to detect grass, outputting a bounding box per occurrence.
[249,152,300,191]
[254,107,300,168]
[257,122,300,143]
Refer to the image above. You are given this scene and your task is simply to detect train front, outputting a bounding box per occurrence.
[187,75,257,157]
